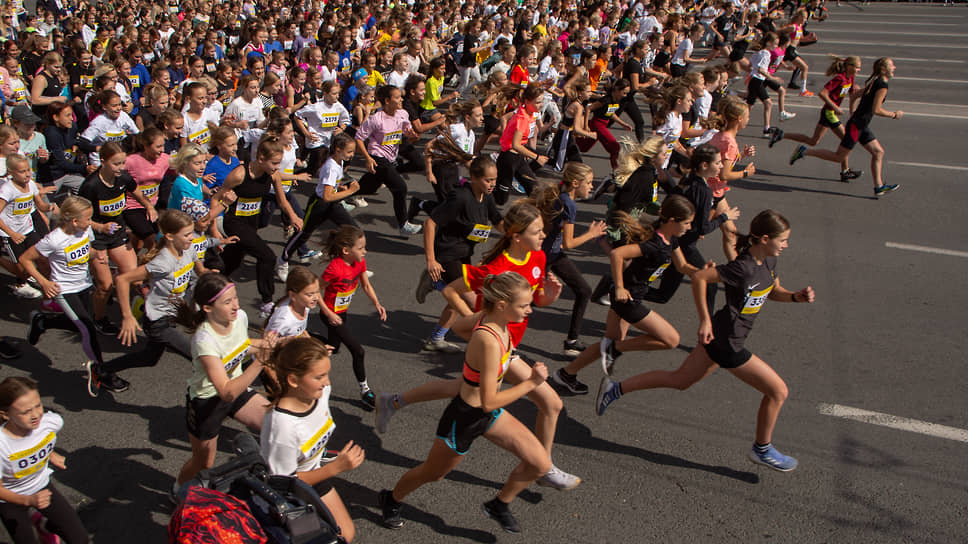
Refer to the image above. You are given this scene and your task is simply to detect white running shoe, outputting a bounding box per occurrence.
[779,111,797,122]
[399,221,422,235]
[536,464,581,490]
[375,392,398,434]
[11,282,41,299]
[422,338,462,353]
[275,260,290,282]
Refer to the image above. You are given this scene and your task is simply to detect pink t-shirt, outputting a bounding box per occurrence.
[707,131,737,198]
[355,109,412,162]
[125,152,171,209]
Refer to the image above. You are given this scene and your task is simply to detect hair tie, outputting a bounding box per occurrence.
[207,282,235,304]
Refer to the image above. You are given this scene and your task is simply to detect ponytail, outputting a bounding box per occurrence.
[734,210,790,254]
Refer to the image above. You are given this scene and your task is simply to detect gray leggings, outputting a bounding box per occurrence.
[101,316,191,374]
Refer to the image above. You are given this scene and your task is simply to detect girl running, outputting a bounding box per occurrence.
[78,90,139,166]
[0,153,52,300]
[293,79,350,177]
[534,163,606,356]
[0,377,87,544]
[707,97,757,261]
[261,337,363,543]
[495,84,547,205]
[319,225,387,409]
[596,210,815,473]
[20,196,106,396]
[554,196,699,392]
[379,272,551,534]
[790,58,901,197]
[548,76,595,172]
[265,266,320,340]
[654,85,697,174]
[172,272,275,498]
[123,128,169,250]
[577,79,635,170]
[746,32,793,143]
[97,210,204,394]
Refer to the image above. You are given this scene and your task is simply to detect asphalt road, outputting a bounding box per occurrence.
[2,3,967,543]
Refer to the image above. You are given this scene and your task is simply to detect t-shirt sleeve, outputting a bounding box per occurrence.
[193,329,221,359]
[462,263,487,292]
[262,415,301,476]
[355,116,373,142]
[144,253,168,281]
[715,257,747,290]
[429,192,460,227]
[824,74,845,95]
[33,232,54,257]
[562,197,577,225]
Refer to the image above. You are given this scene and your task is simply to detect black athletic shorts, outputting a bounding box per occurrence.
[702,338,752,369]
[729,41,750,63]
[122,208,158,239]
[91,228,129,250]
[746,78,779,105]
[840,119,876,150]
[435,395,503,455]
[818,108,842,129]
[609,291,652,324]
[783,45,799,62]
[186,388,258,440]
[1,229,45,262]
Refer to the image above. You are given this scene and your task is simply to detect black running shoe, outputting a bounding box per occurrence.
[0,340,21,359]
[483,499,521,534]
[840,169,863,182]
[379,489,405,529]
[27,311,45,345]
[93,317,119,336]
[361,390,376,410]
[101,372,130,393]
[590,175,614,201]
[768,127,784,148]
[551,368,589,395]
[83,361,101,397]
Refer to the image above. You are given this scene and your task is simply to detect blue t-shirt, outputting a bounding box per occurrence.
[204,155,240,191]
[168,174,205,213]
[541,192,577,260]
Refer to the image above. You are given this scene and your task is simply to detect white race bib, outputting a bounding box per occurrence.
[235,197,262,217]
[64,237,91,267]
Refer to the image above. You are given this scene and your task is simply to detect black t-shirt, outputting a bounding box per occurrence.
[590,95,626,121]
[430,184,503,262]
[461,35,479,67]
[850,77,888,127]
[402,98,422,122]
[622,58,645,97]
[609,164,657,221]
[756,19,777,35]
[714,14,738,42]
[78,172,138,227]
[653,50,671,70]
[713,251,777,350]
[677,173,726,248]
[623,232,679,299]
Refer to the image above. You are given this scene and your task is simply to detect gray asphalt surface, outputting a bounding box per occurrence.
[2,3,967,543]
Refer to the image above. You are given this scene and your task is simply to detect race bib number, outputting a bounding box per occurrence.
[13,88,27,102]
[839,83,851,97]
[192,235,208,260]
[105,131,126,143]
[467,224,492,243]
[206,63,217,73]
[188,126,211,145]
[9,432,55,479]
[648,263,670,283]
[99,194,125,217]
[11,194,33,215]
[80,75,94,89]
[320,113,340,128]
[381,130,402,146]
[140,183,160,200]
[222,338,251,373]
[333,286,356,313]
[235,197,262,217]
[741,285,773,315]
[171,261,194,294]
[605,103,619,117]
[281,168,294,192]
[301,416,335,461]
[128,74,140,88]
[64,237,90,267]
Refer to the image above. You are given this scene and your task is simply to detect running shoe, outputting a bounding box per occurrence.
[0,340,21,359]
[30,511,60,544]
[259,302,275,319]
[366,270,375,279]
[595,294,611,306]
[27,311,45,346]
[11,282,42,299]
[319,449,340,464]
[799,89,814,97]
[347,196,368,208]
[590,175,615,201]
[422,338,462,353]
[415,269,434,304]
[407,196,422,222]
[482,499,521,534]
[275,260,290,282]
[748,444,799,472]
[100,372,130,393]
[291,250,322,264]
[340,201,356,213]
[600,337,621,376]
[840,169,863,183]
[762,127,773,135]
[536,464,582,490]
[93,317,119,336]
[768,127,784,148]
[790,144,807,165]
[779,111,796,121]
[399,221,422,236]
[40,299,62,313]
[379,489,405,529]
[284,225,296,240]
[83,361,101,397]
[562,338,587,357]
[874,184,900,198]
[375,393,398,434]
[551,368,589,395]
[361,390,376,410]
[511,180,527,194]
[595,377,622,416]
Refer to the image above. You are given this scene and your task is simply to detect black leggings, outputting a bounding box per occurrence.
[101,316,191,374]
[549,255,591,341]
[495,151,539,206]
[620,95,647,142]
[221,219,276,304]
[358,157,409,227]
[325,313,366,383]
[39,288,103,365]
[0,483,88,544]
[644,243,717,314]
[282,194,358,262]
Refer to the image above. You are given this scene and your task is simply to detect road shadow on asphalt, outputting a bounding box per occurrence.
[734,172,877,200]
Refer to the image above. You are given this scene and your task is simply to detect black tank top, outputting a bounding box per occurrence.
[225,166,272,227]
[32,70,65,118]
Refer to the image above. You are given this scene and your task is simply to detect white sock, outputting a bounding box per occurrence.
[359,380,370,393]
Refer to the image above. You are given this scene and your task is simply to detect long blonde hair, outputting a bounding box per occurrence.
[613,136,664,187]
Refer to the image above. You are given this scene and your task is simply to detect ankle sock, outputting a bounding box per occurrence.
[753,442,771,454]
[430,326,449,342]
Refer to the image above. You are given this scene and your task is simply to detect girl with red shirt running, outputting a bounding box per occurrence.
[495,84,547,205]
[319,225,387,409]
[509,45,535,86]
[707,97,757,261]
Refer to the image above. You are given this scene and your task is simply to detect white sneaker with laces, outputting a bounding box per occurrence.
[779,111,796,121]
[536,464,581,490]
[399,221,422,235]
[275,260,289,282]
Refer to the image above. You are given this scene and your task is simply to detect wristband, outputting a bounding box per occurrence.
[791,292,798,302]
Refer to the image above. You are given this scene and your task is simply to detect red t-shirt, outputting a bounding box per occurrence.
[321,257,367,314]
[823,73,854,109]
[499,106,535,152]
[510,64,530,86]
[462,250,546,347]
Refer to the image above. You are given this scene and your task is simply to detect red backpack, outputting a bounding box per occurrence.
[169,486,267,544]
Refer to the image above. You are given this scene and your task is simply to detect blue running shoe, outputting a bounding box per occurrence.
[511,180,526,194]
[595,377,622,416]
[874,183,899,197]
[748,444,798,472]
[790,144,806,165]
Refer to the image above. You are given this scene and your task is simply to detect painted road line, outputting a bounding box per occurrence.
[799,53,964,64]
[780,103,968,120]
[817,28,966,36]
[889,161,968,171]
[884,242,968,258]
[819,39,968,49]
[852,76,968,84]
[883,100,968,108]
[819,20,958,26]
[819,403,968,443]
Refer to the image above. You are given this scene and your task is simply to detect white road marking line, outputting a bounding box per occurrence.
[819,403,968,443]
[852,75,968,84]
[889,161,968,171]
[780,103,968,120]
[819,20,958,25]
[817,28,966,36]
[819,39,968,49]
[799,53,965,64]
[885,242,968,258]
[884,100,968,108]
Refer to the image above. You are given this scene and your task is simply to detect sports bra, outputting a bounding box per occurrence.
[462,324,512,386]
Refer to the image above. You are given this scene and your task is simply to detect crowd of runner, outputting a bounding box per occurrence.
[0,0,908,539]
